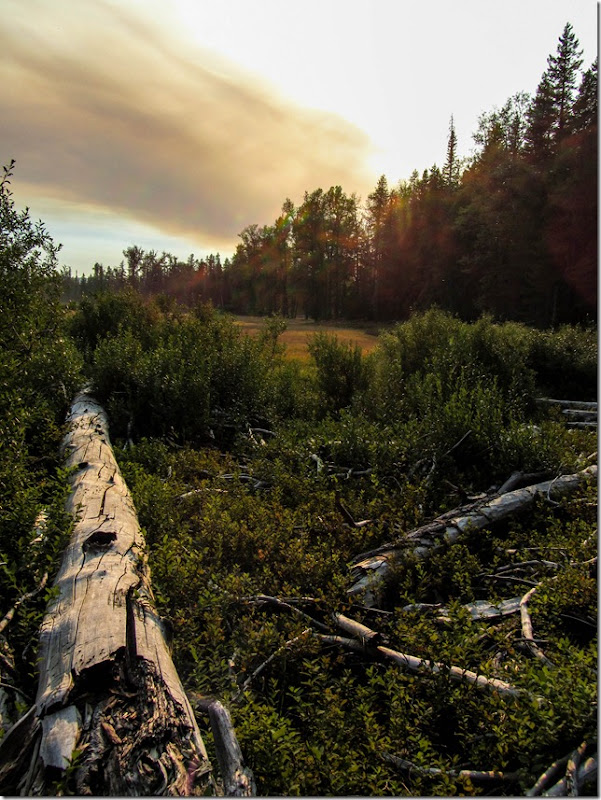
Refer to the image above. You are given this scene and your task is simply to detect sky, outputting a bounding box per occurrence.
[1,0,598,274]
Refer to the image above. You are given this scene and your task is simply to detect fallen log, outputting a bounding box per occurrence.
[535,398,597,411]
[348,466,597,605]
[0,392,214,796]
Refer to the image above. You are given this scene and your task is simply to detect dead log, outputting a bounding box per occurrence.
[196,698,255,797]
[535,398,598,429]
[348,466,597,605]
[0,391,214,796]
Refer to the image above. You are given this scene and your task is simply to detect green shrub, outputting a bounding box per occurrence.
[528,324,597,399]
[0,161,83,702]
[308,332,369,414]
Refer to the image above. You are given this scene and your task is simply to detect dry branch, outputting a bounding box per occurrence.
[320,616,529,700]
[383,752,519,783]
[196,698,255,797]
[232,628,312,704]
[526,745,597,797]
[349,465,597,605]
[0,391,214,796]
[0,572,48,637]
[519,586,555,668]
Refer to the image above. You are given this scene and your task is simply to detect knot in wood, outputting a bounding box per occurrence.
[83,530,118,552]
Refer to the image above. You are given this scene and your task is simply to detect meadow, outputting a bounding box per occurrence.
[233,314,381,361]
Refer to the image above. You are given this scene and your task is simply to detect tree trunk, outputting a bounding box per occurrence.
[0,391,214,796]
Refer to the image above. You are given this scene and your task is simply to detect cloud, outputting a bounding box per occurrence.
[0,0,374,251]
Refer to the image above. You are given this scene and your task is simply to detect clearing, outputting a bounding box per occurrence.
[233,315,382,361]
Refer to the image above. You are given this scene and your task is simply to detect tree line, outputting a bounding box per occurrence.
[62,23,597,328]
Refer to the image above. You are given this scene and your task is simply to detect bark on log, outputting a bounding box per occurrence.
[348,466,597,605]
[0,391,214,796]
[197,698,255,797]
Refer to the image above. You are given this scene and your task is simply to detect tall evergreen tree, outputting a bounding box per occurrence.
[572,58,598,132]
[527,22,584,158]
[547,22,583,140]
[443,115,460,187]
[525,72,557,160]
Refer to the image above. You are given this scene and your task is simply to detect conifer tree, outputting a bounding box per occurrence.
[443,115,460,186]
[547,22,583,140]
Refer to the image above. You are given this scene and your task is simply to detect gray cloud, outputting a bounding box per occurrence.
[0,0,374,250]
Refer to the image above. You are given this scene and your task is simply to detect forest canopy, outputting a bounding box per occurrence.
[63,23,597,328]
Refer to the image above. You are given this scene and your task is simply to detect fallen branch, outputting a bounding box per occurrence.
[319,617,529,701]
[231,628,312,704]
[0,572,48,637]
[335,492,373,528]
[196,698,255,797]
[241,595,330,633]
[402,596,522,622]
[349,465,597,605]
[520,586,555,668]
[526,743,597,797]
[383,752,519,783]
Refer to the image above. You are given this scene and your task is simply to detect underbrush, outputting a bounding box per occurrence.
[65,297,597,794]
[117,435,597,796]
[6,286,595,795]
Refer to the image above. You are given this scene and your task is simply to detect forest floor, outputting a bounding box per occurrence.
[233,314,383,361]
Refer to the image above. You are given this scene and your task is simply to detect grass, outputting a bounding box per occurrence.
[233,315,382,361]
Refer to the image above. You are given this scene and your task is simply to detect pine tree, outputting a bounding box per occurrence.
[525,71,557,159]
[547,22,583,140]
[443,115,460,186]
[572,58,598,132]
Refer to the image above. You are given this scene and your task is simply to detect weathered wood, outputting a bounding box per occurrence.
[402,596,523,621]
[332,612,384,646]
[383,752,519,783]
[319,618,529,700]
[0,391,214,796]
[520,586,555,668]
[198,698,255,796]
[536,398,597,411]
[526,745,597,797]
[349,466,597,605]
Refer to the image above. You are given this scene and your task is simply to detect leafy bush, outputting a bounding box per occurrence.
[89,305,283,443]
[0,161,82,706]
[308,331,369,414]
[528,324,597,399]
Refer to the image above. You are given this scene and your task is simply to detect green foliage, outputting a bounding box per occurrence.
[528,324,597,399]
[115,407,596,795]
[308,332,369,414]
[0,161,82,702]
[67,287,159,358]
[85,302,284,443]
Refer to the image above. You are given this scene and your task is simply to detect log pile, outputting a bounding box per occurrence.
[536,398,598,429]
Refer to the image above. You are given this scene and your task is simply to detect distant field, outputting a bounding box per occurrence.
[233,315,382,361]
